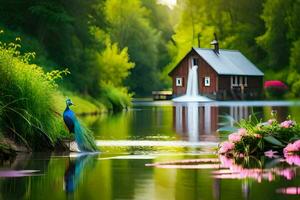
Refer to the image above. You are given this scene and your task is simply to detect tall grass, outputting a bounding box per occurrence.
[0,39,68,150]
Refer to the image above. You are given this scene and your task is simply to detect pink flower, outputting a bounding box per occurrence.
[264,150,278,158]
[238,153,244,158]
[280,120,295,128]
[228,128,247,143]
[293,140,300,149]
[285,155,300,166]
[254,134,262,138]
[283,140,300,155]
[268,119,276,125]
[238,128,247,136]
[218,141,234,154]
[283,143,297,155]
[228,133,242,143]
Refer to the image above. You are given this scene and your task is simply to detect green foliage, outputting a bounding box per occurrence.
[97,38,135,86]
[0,26,57,70]
[99,84,132,112]
[46,68,70,84]
[1,0,300,98]
[168,0,266,77]
[256,0,292,70]
[105,0,162,95]
[0,39,68,150]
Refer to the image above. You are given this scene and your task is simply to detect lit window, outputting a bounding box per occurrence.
[204,77,210,86]
[176,78,183,86]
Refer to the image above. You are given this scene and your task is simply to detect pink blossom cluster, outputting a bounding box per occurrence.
[280,120,295,128]
[285,155,300,166]
[264,80,288,89]
[268,119,276,125]
[264,150,278,158]
[283,140,300,155]
[228,128,247,143]
[218,141,234,154]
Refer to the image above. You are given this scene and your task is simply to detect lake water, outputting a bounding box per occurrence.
[2,101,300,200]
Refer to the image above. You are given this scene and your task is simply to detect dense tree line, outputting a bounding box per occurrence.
[0,0,299,97]
[0,0,173,97]
[169,0,300,97]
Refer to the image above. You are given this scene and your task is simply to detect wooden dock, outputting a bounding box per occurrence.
[152,91,173,100]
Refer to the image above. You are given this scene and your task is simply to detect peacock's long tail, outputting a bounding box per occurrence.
[73,119,98,152]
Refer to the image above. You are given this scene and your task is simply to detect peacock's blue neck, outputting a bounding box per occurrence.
[64,105,71,113]
[64,105,71,112]
[64,105,75,118]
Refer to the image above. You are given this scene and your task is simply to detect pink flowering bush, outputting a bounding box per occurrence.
[218,141,234,154]
[285,155,300,166]
[280,120,295,128]
[283,140,300,156]
[218,115,300,157]
[264,80,288,99]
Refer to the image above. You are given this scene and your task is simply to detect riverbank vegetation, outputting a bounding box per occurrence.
[0,0,300,153]
[218,114,300,157]
[1,0,300,98]
[0,39,68,151]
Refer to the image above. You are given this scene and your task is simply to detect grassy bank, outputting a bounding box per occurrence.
[0,38,131,152]
[0,41,69,151]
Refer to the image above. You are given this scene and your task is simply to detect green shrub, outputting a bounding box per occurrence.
[100,83,132,112]
[0,39,68,150]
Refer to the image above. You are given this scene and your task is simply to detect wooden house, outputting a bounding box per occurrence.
[168,44,264,100]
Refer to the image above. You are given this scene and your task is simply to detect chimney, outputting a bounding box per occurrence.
[210,33,219,54]
[197,33,201,48]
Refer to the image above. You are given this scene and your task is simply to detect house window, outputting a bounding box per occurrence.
[231,76,248,87]
[176,77,183,86]
[204,77,210,86]
[244,76,248,86]
[192,58,198,66]
[231,76,238,87]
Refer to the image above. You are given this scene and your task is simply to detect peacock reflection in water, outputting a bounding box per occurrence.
[64,154,97,194]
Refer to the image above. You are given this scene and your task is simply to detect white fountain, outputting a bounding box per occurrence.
[173,65,213,102]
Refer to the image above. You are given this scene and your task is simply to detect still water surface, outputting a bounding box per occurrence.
[2,101,300,200]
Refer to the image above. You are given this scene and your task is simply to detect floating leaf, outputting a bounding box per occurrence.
[264,136,285,147]
[217,126,238,134]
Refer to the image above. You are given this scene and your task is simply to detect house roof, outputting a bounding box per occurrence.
[169,47,264,76]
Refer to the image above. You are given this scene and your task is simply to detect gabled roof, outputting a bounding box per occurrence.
[169,47,264,76]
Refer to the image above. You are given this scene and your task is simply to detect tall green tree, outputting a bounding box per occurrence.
[104,0,160,96]
[256,0,293,70]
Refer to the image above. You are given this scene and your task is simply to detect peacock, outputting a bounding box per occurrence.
[63,98,97,152]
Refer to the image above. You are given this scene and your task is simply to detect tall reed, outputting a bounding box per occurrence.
[0,39,68,150]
